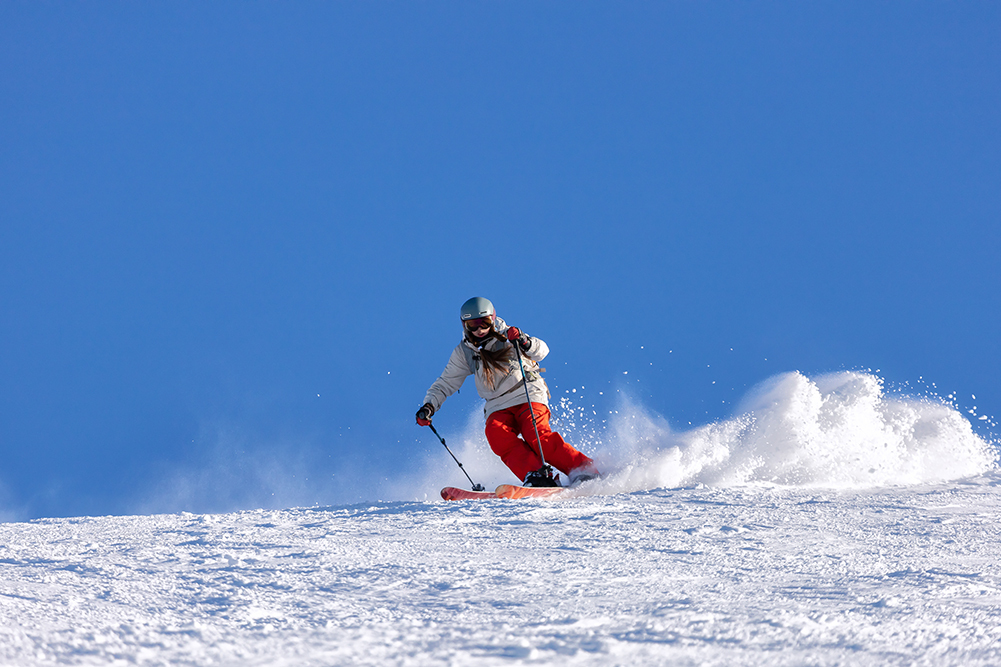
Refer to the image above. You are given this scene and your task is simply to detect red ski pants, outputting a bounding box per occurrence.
[484,402,594,481]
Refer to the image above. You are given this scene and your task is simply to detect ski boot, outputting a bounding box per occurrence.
[523,465,561,488]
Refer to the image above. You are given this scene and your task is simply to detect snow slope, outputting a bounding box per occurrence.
[1,371,999,665]
[2,478,1001,666]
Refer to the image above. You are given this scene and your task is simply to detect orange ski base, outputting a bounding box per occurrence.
[494,484,565,500]
[441,485,567,501]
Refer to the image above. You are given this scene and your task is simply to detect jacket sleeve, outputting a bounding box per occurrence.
[422,345,473,412]
[497,320,550,363]
[521,334,549,363]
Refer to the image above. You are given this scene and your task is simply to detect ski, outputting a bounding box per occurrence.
[441,487,498,501]
[494,484,565,500]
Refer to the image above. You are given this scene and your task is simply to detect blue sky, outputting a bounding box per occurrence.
[1,2,998,519]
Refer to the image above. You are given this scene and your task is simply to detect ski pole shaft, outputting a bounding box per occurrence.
[428,423,485,492]
[513,343,547,467]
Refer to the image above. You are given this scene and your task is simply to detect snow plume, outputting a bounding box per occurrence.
[594,371,998,494]
[0,479,28,523]
[134,422,369,515]
[396,371,997,500]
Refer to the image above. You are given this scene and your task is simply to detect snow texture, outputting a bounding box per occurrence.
[1,371,999,665]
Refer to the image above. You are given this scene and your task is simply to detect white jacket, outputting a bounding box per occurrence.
[422,317,551,418]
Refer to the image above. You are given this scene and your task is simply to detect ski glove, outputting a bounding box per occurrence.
[416,403,435,426]
[505,327,531,351]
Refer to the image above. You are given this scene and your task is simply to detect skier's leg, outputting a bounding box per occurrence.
[485,408,543,481]
[514,403,596,476]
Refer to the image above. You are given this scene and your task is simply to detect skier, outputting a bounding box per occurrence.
[416,297,599,488]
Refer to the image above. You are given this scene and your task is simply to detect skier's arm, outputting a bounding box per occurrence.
[501,323,549,363]
[519,334,549,362]
[422,346,473,413]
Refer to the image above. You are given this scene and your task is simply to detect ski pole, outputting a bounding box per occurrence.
[427,422,485,492]
[513,342,548,469]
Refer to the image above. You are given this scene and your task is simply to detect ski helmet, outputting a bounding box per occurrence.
[460,297,495,321]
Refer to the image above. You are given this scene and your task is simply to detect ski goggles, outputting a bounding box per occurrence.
[463,317,493,331]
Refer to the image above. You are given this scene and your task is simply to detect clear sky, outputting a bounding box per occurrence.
[1,2,998,520]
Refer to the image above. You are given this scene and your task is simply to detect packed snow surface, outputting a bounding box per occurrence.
[3,479,1001,666]
[1,371,998,665]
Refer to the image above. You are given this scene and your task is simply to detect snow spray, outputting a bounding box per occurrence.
[597,371,998,493]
